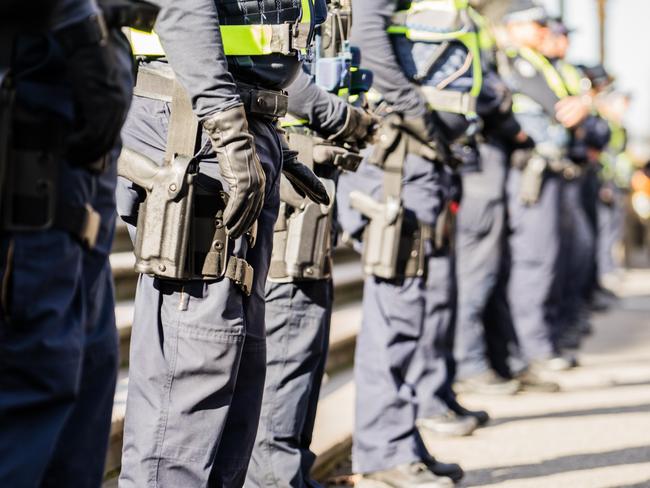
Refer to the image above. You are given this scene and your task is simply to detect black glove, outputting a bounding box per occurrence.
[57,15,131,167]
[330,105,380,147]
[282,151,331,206]
[203,105,267,239]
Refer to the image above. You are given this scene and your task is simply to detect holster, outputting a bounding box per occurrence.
[119,66,255,294]
[269,178,336,282]
[518,154,547,205]
[286,130,362,172]
[548,158,582,180]
[349,114,437,280]
[349,191,430,280]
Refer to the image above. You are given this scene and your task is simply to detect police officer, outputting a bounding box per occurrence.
[587,67,631,287]
[539,19,610,365]
[245,7,379,481]
[117,1,329,486]
[498,0,579,388]
[453,7,533,395]
[335,0,491,484]
[0,1,135,486]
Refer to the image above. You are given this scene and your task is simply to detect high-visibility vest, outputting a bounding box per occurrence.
[129,0,315,57]
[556,60,583,97]
[387,0,482,115]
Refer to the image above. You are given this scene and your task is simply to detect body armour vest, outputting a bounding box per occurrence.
[220,0,315,89]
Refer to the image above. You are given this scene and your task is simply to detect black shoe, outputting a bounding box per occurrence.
[422,455,464,482]
[417,411,478,437]
[454,370,520,396]
[515,367,561,393]
[357,462,454,488]
[449,403,490,427]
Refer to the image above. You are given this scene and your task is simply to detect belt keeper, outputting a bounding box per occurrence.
[226,256,254,296]
[80,204,101,250]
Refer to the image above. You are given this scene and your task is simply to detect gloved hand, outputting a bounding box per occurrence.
[203,104,266,239]
[512,130,536,150]
[330,105,380,146]
[282,150,331,206]
[58,17,131,167]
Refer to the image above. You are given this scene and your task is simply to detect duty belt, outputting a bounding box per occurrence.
[134,65,288,119]
[2,146,101,249]
[119,67,258,294]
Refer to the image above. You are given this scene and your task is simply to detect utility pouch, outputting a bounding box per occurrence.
[2,148,58,232]
[519,154,547,205]
[269,179,336,281]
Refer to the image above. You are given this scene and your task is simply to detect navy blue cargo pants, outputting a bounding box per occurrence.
[245,280,332,488]
[338,152,449,474]
[0,35,127,488]
[116,93,282,487]
[506,167,560,363]
[553,175,594,350]
[453,141,509,379]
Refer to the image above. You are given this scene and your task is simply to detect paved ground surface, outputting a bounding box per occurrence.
[326,268,650,488]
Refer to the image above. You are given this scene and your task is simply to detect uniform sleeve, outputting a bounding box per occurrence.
[286,67,348,137]
[479,69,522,142]
[350,0,427,118]
[150,0,241,121]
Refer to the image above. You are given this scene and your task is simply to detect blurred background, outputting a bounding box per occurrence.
[482,0,650,151]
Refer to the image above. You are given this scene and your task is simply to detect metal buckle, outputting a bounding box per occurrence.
[80,204,101,249]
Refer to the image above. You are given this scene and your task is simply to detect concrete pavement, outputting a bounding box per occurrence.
[325,269,650,487]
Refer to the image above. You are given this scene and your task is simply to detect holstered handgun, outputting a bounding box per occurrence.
[349,191,427,279]
[287,131,362,172]
[350,192,404,279]
[119,148,196,278]
[269,179,336,281]
[519,154,547,205]
[120,69,254,293]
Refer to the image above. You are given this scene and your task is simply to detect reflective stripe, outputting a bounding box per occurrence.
[130,0,313,57]
[387,1,482,114]
[557,61,583,96]
[468,7,495,53]
[518,47,569,99]
[280,113,309,128]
